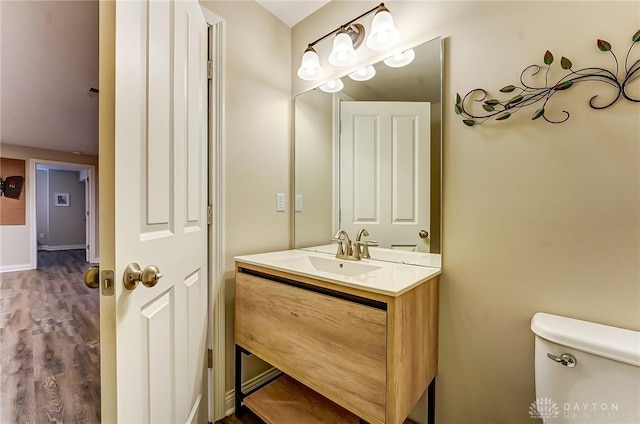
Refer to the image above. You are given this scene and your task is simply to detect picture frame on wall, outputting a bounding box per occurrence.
[55,192,70,207]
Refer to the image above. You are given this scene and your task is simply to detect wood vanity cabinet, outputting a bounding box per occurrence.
[235,262,439,424]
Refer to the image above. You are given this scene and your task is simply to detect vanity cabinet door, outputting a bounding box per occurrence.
[236,272,387,424]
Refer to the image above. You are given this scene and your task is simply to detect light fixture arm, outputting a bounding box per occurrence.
[306,2,385,49]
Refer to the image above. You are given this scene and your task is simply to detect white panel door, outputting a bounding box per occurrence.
[340,101,430,252]
[113,0,208,422]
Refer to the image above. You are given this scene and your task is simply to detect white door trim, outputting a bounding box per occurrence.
[202,6,227,422]
[29,159,98,268]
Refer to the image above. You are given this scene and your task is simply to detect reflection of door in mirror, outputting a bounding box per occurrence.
[293,37,443,263]
[340,101,430,252]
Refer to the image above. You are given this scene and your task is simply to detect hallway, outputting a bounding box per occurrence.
[0,250,100,423]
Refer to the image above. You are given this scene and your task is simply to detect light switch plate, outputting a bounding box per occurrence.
[276,193,285,212]
[295,195,303,212]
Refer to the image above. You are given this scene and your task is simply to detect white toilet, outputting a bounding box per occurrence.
[531,312,640,423]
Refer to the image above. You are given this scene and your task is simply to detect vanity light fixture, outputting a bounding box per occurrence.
[296,2,399,81]
[319,78,345,93]
[383,48,416,68]
[366,4,400,51]
[297,46,324,81]
[348,65,376,81]
[328,29,359,66]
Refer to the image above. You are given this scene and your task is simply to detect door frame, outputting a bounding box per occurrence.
[332,93,353,234]
[201,7,227,422]
[29,159,98,267]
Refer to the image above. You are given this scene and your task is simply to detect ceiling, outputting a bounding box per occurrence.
[256,0,330,27]
[0,1,99,156]
[0,1,323,157]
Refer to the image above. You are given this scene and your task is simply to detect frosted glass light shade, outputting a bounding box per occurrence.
[328,31,358,67]
[348,65,376,81]
[383,49,416,68]
[319,78,344,93]
[366,9,400,51]
[297,47,324,81]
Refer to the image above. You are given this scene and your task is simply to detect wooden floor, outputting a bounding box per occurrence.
[0,250,100,423]
[217,410,418,424]
[216,410,265,424]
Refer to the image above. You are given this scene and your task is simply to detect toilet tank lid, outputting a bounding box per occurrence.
[531,312,640,367]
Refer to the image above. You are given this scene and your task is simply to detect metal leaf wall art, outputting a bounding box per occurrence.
[455,29,640,126]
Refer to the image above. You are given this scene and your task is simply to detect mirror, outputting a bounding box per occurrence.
[294,37,442,267]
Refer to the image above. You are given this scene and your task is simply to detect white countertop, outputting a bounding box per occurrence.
[235,248,441,297]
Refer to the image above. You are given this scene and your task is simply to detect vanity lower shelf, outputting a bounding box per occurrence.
[243,374,418,424]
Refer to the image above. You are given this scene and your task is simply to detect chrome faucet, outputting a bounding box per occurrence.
[332,229,357,260]
[355,228,377,259]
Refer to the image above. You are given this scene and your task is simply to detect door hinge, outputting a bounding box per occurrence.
[207,60,213,80]
[207,349,213,368]
[207,205,212,225]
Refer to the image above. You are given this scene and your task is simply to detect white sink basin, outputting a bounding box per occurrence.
[273,255,382,277]
[234,249,442,296]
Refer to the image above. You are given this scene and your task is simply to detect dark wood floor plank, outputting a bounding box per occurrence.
[33,331,66,381]
[0,327,34,374]
[36,374,65,423]
[3,288,35,331]
[216,410,265,424]
[0,327,37,424]
[57,363,101,424]
[0,365,36,424]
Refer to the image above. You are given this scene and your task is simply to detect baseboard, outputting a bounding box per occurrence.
[0,263,33,273]
[40,244,85,252]
[224,367,281,416]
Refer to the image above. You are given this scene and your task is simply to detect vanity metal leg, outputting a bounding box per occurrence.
[427,377,436,424]
[235,345,246,416]
[235,344,283,418]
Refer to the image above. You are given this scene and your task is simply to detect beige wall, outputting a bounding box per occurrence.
[200,1,292,392]
[47,170,86,248]
[0,143,97,271]
[295,1,640,423]
[36,170,49,245]
[294,88,334,248]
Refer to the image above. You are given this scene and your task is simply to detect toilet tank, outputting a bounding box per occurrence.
[531,312,640,423]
